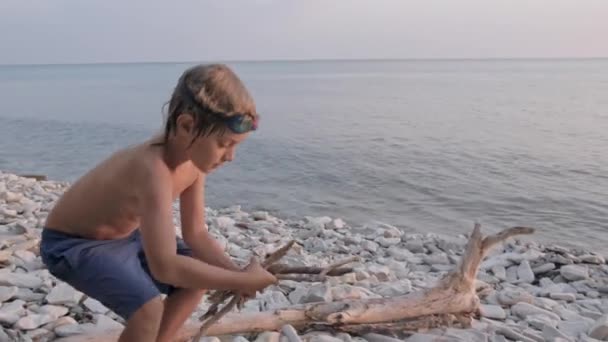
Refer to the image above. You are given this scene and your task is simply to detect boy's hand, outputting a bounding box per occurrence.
[241,257,277,294]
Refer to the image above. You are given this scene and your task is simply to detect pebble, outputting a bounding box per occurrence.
[560,265,589,281]
[0,171,607,342]
[479,304,507,320]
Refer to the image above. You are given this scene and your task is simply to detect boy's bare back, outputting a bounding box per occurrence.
[45,136,199,240]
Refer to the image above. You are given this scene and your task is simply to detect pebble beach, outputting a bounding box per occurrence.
[1,170,607,342]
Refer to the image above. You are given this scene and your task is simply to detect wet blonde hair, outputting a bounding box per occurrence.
[159,64,257,144]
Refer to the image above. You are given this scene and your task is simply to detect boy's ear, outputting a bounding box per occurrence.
[176,113,195,136]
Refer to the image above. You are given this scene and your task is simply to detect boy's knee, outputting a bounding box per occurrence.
[129,296,164,327]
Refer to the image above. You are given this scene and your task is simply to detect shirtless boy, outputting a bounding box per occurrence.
[40,64,277,342]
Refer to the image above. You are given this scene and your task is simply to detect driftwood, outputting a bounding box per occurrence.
[54,224,534,342]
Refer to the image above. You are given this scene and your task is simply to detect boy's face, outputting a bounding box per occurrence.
[188,129,249,173]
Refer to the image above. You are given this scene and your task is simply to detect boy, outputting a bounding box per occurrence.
[40,64,277,342]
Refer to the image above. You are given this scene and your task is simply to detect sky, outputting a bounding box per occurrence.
[0,0,607,65]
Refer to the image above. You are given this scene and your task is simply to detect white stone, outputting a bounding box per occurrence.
[0,299,26,319]
[46,283,83,305]
[14,288,45,301]
[214,216,236,229]
[300,284,332,303]
[580,254,605,264]
[387,247,412,261]
[367,265,391,282]
[560,265,589,281]
[376,237,400,248]
[558,319,594,339]
[550,293,576,302]
[326,218,346,229]
[13,250,36,263]
[0,272,42,288]
[589,314,608,340]
[479,304,507,320]
[37,304,69,319]
[94,314,124,331]
[281,324,302,342]
[84,297,110,314]
[361,240,379,253]
[541,325,572,341]
[15,314,55,330]
[363,333,404,342]
[526,314,558,330]
[497,289,534,306]
[55,323,97,337]
[533,263,556,274]
[422,254,450,265]
[511,302,561,321]
[0,286,18,303]
[517,260,535,283]
[254,331,281,342]
[492,266,507,280]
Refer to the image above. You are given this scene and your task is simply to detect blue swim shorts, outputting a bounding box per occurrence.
[39,228,193,320]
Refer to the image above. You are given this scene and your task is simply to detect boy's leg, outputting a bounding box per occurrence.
[118,296,164,342]
[156,288,206,342]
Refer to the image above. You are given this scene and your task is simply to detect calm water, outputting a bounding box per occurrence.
[1,60,607,253]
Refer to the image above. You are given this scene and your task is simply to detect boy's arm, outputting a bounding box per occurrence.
[180,171,241,271]
[138,161,246,290]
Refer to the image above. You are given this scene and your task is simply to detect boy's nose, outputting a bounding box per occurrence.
[223,150,235,162]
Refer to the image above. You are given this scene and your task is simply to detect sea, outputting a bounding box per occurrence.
[0,59,606,253]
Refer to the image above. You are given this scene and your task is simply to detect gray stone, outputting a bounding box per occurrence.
[479,304,507,320]
[46,283,83,305]
[374,280,412,297]
[542,325,573,341]
[367,265,391,282]
[518,260,535,283]
[376,237,401,248]
[0,299,26,324]
[253,333,281,342]
[580,254,605,264]
[533,263,556,274]
[363,333,404,342]
[281,324,302,342]
[361,240,379,253]
[560,265,589,281]
[0,327,9,342]
[14,288,45,301]
[300,285,332,303]
[404,333,447,342]
[558,319,594,339]
[588,315,608,340]
[15,314,55,330]
[260,291,292,310]
[214,216,236,229]
[94,314,124,331]
[37,305,68,319]
[526,314,558,330]
[403,241,425,253]
[422,254,450,266]
[0,273,42,288]
[0,286,18,303]
[511,302,561,321]
[506,265,518,283]
[495,325,537,342]
[83,297,109,314]
[491,266,507,280]
[326,218,346,229]
[497,289,534,305]
[550,293,576,302]
[288,287,308,304]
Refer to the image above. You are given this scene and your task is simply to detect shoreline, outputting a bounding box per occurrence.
[1,170,607,341]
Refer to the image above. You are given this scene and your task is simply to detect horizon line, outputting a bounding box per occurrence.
[1,56,608,67]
